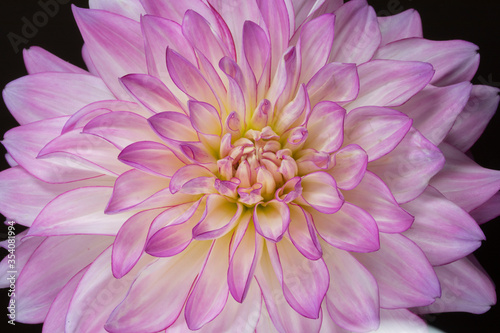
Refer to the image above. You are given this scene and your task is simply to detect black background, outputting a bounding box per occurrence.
[0,0,499,332]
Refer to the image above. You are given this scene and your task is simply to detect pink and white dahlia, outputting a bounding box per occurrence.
[1,0,499,332]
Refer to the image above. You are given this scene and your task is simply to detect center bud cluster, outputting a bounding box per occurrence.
[216,126,300,206]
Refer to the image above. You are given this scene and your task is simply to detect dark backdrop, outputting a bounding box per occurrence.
[0,1,498,332]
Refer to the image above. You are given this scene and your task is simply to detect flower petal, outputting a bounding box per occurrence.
[112,208,163,278]
[15,235,112,323]
[73,6,147,99]
[445,85,500,152]
[288,204,322,260]
[42,267,87,333]
[346,60,434,111]
[323,245,380,332]
[402,186,485,266]
[307,62,359,106]
[413,256,496,315]
[430,143,500,211]
[255,247,323,333]
[88,0,146,20]
[394,82,472,145]
[65,248,155,333]
[343,171,414,233]
[193,195,243,240]
[303,101,345,153]
[298,13,335,84]
[300,171,344,214]
[105,241,211,333]
[29,187,131,236]
[2,72,113,125]
[254,200,291,242]
[369,128,445,203]
[148,111,199,143]
[185,236,230,330]
[353,233,441,308]
[188,100,222,136]
[328,144,367,191]
[374,38,479,87]
[120,73,186,114]
[228,213,263,302]
[470,192,500,225]
[344,106,412,162]
[83,111,160,149]
[329,0,381,64]
[23,46,88,75]
[118,141,186,178]
[310,202,379,253]
[106,169,170,214]
[0,166,112,227]
[377,9,422,46]
[273,238,329,319]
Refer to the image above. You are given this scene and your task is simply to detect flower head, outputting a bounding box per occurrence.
[1,0,499,332]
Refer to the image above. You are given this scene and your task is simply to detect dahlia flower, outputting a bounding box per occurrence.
[1,0,499,332]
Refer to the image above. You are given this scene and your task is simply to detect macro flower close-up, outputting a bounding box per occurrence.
[0,0,499,332]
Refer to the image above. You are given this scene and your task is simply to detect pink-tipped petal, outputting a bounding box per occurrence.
[402,186,485,266]
[148,111,199,143]
[323,245,380,332]
[329,0,381,64]
[65,248,155,333]
[166,48,220,108]
[256,0,288,76]
[23,46,88,75]
[2,72,113,125]
[120,74,185,114]
[255,248,323,333]
[169,164,215,194]
[254,200,291,242]
[344,106,412,162]
[83,111,160,149]
[445,85,500,152]
[14,235,112,323]
[72,6,147,100]
[228,215,263,302]
[29,187,131,236]
[298,13,335,84]
[193,195,243,240]
[343,171,414,233]
[188,100,222,136]
[118,141,185,178]
[310,202,379,253]
[42,267,87,333]
[273,238,329,319]
[112,209,163,278]
[470,192,500,225]
[369,128,445,203]
[300,171,344,214]
[430,143,500,212]
[185,236,230,330]
[105,241,210,333]
[106,169,170,214]
[307,62,359,106]
[374,38,479,87]
[394,82,472,145]
[288,205,322,260]
[88,0,146,21]
[328,144,368,191]
[0,166,111,227]
[413,256,496,315]
[346,60,434,111]
[354,233,441,308]
[377,9,422,46]
[303,101,345,153]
